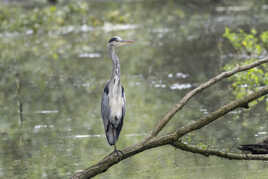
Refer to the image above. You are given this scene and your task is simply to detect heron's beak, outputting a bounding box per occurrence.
[119,40,134,45]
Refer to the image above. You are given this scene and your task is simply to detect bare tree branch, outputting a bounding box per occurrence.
[71,85,268,179]
[171,141,268,160]
[150,57,268,139]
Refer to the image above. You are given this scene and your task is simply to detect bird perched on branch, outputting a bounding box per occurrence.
[101,36,134,153]
[238,138,268,154]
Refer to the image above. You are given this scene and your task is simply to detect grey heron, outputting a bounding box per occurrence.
[101,36,134,153]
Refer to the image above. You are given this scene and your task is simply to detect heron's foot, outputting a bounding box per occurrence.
[113,149,123,157]
[112,145,123,157]
[105,149,123,159]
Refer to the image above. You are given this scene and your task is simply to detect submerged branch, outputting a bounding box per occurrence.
[171,141,268,160]
[150,56,268,139]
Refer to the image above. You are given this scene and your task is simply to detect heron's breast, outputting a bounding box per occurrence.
[109,95,124,119]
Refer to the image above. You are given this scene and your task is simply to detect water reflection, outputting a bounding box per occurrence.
[78,53,101,58]
[170,83,192,90]
[34,110,59,114]
[102,23,139,32]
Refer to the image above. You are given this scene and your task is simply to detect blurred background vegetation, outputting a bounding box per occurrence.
[0,0,268,178]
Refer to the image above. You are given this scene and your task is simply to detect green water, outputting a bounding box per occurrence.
[0,0,268,178]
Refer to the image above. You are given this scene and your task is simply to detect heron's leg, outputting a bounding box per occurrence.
[111,127,123,157]
[110,144,119,157]
[112,128,117,153]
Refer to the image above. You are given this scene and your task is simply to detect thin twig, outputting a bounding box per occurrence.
[150,57,268,139]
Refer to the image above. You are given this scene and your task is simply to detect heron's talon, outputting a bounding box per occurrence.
[115,149,123,157]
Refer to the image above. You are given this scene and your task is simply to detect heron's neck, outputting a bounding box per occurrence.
[108,46,120,82]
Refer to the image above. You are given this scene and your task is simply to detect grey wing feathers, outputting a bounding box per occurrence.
[114,86,126,140]
[121,86,126,120]
[101,83,110,132]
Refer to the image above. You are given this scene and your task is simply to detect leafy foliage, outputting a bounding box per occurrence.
[0,2,132,33]
[223,28,268,108]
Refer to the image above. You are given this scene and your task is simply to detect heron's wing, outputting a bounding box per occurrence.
[115,86,126,139]
[101,82,110,132]
[121,86,126,119]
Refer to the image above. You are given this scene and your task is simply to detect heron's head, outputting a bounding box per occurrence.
[108,36,134,47]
